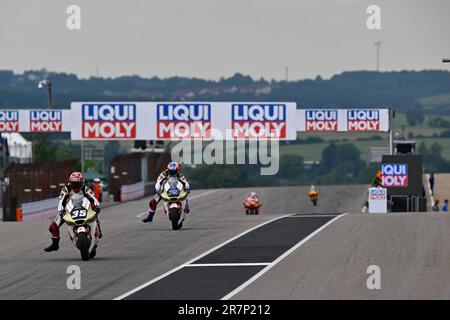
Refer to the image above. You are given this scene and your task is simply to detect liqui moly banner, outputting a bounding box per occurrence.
[156,103,211,139]
[0,109,72,132]
[346,109,389,132]
[381,163,408,187]
[2,105,388,138]
[0,110,19,132]
[71,102,297,140]
[304,109,339,132]
[28,110,73,132]
[296,109,389,132]
[71,103,143,140]
[82,104,136,139]
[230,103,294,139]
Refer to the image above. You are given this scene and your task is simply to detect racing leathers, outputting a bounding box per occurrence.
[44,184,101,252]
[142,170,190,223]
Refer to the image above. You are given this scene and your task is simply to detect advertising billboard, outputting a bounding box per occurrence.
[381,155,423,196]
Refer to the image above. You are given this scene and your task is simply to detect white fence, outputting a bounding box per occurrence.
[21,197,59,222]
[121,181,145,202]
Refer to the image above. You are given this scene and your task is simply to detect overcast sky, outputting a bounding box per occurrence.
[0,0,449,80]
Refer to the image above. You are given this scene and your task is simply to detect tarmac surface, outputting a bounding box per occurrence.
[0,185,363,299]
[233,212,450,299]
[2,184,450,299]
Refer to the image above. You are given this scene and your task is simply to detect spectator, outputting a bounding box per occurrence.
[429,173,435,195]
[432,199,440,212]
[93,178,102,202]
[443,200,449,212]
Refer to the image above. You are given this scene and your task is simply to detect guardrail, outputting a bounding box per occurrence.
[21,197,58,222]
[120,181,145,202]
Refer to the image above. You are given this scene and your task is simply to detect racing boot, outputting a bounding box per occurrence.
[142,210,155,223]
[44,238,60,252]
[184,200,190,214]
[89,244,97,259]
[97,219,103,238]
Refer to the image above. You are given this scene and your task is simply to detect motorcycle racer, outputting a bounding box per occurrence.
[244,192,262,215]
[142,161,190,223]
[308,185,318,197]
[372,169,382,187]
[308,185,319,205]
[44,172,102,252]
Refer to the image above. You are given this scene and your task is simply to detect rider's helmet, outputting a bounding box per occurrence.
[250,192,257,198]
[167,161,180,176]
[310,185,316,192]
[69,172,84,192]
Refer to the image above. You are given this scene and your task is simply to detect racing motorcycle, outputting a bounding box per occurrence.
[160,176,189,230]
[62,197,100,261]
[244,196,261,215]
[308,190,319,206]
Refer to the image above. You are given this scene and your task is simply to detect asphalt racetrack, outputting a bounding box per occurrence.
[1,185,450,300]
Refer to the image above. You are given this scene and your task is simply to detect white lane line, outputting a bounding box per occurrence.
[136,189,222,218]
[221,212,350,300]
[426,174,435,210]
[114,212,296,300]
[286,214,338,218]
[186,263,271,267]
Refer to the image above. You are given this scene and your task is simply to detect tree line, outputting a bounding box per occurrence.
[1,69,450,113]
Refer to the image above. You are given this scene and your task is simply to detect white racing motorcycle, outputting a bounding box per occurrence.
[62,197,100,261]
[160,176,189,230]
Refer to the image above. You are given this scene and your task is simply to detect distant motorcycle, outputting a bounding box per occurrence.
[160,176,189,230]
[244,196,262,215]
[308,190,319,206]
[62,197,100,261]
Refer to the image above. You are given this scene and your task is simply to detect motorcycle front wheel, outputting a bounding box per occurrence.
[77,232,90,261]
[169,209,182,230]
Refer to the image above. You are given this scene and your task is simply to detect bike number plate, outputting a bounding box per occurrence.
[71,208,88,219]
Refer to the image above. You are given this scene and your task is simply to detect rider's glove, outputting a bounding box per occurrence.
[185,186,190,194]
[93,206,101,214]
[155,183,161,194]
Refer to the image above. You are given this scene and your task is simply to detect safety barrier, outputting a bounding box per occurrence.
[109,151,171,202]
[21,197,58,222]
[2,159,77,221]
[120,181,145,202]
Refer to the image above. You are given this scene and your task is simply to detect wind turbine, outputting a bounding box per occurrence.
[374,40,382,71]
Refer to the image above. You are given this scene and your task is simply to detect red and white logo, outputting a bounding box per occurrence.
[30,110,62,132]
[231,104,286,139]
[305,110,338,131]
[382,164,408,187]
[82,104,136,139]
[157,104,211,139]
[0,111,19,132]
[347,110,380,131]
